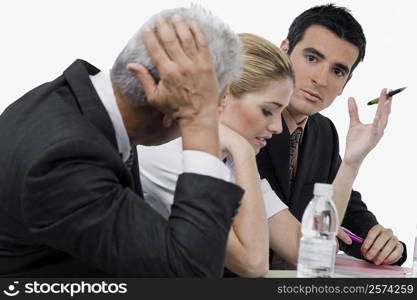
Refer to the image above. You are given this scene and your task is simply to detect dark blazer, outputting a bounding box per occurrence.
[257,113,406,265]
[0,60,243,277]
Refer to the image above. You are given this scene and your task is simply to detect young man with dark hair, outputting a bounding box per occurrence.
[257,4,406,267]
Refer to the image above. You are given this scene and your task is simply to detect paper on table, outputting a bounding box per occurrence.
[336,256,411,277]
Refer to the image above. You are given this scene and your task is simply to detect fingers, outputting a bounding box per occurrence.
[379,88,392,128]
[172,15,198,58]
[337,229,352,245]
[127,63,157,102]
[142,16,196,72]
[154,16,187,62]
[373,237,398,265]
[373,88,392,131]
[361,225,398,264]
[131,15,218,125]
[375,88,388,117]
[382,242,403,265]
[369,88,391,143]
[361,224,382,256]
[348,97,360,127]
[142,25,172,71]
[142,16,211,69]
[190,21,211,59]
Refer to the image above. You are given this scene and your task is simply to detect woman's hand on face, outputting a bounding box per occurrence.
[218,123,254,158]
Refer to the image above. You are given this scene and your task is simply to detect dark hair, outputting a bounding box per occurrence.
[286,4,366,73]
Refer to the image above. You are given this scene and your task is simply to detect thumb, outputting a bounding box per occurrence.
[127,63,157,102]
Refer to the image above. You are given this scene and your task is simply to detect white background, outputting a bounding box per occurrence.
[1,0,416,267]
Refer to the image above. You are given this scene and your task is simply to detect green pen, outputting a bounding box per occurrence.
[367,87,407,105]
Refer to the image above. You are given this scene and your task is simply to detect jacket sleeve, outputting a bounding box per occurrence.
[21,138,243,277]
[327,120,407,265]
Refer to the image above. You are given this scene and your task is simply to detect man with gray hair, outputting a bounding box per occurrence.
[0,6,243,277]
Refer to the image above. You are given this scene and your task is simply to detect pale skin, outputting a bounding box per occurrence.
[217,83,302,269]
[219,124,268,277]
[219,79,292,277]
[270,25,403,265]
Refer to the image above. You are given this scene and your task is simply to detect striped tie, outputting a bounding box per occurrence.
[289,127,303,191]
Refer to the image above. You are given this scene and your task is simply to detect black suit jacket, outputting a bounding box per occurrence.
[0,60,243,277]
[257,113,406,265]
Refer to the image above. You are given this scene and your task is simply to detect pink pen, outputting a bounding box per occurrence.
[341,227,364,244]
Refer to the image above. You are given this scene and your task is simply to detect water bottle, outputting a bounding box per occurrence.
[411,225,417,277]
[297,183,339,277]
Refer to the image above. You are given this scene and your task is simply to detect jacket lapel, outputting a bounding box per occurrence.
[62,60,140,193]
[63,59,118,150]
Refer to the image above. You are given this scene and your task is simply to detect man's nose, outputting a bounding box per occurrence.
[312,65,329,87]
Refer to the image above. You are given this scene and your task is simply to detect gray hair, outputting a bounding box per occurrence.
[111,4,242,106]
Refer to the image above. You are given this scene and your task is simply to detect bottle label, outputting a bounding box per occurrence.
[298,238,336,269]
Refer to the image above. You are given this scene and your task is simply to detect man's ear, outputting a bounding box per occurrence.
[162,114,174,128]
[280,39,290,53]
[339,73,353,95]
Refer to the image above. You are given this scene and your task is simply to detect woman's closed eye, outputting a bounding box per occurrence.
[261,108,273,117]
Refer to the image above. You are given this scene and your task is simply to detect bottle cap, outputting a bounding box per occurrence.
[313,183,333,196]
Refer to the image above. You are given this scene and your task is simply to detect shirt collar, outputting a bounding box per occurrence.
[282,109,308,135]
[89,72,131,162]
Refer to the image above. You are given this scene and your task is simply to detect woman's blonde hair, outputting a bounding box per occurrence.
[229,33,294,97]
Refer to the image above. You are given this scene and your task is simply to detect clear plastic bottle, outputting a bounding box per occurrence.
[297,183,339,277]
[411,225,417,277]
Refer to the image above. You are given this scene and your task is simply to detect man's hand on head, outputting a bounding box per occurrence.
[127,15,220,126]
[128,15,222,157]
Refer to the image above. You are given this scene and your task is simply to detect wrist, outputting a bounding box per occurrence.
[180,115,221,158]
[175,104,218,125]
[179,111,219,135]
[340,159,361,174]
[342,151,366,169]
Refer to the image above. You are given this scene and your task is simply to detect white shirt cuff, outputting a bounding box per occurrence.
[183,150,231,182]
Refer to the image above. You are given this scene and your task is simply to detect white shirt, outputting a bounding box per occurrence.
[89,71,230,184]
[90,72,131,162]
[138,138,287,219]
